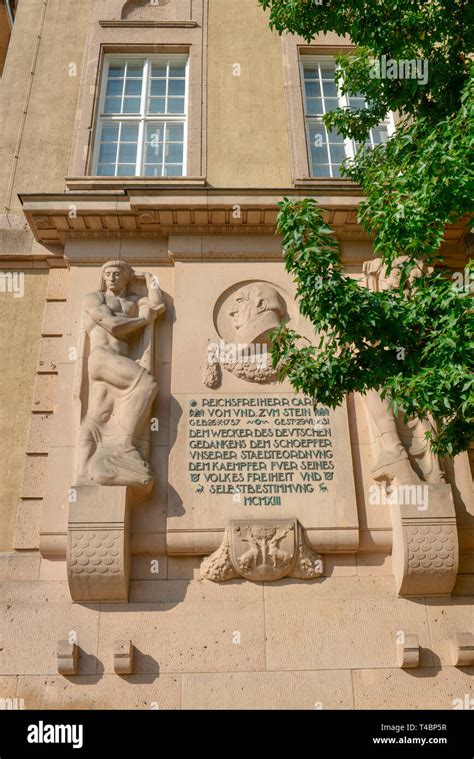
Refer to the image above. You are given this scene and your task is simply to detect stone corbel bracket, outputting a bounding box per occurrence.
[390,483,459,596]
[396,633,420,669]
[114,640,134,675]
[200,519,323,583]
[57,640,78,675]
[67,486,131,603]
[450,633,474,667]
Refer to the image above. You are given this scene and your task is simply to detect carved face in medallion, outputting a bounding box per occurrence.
[228,283,286,345]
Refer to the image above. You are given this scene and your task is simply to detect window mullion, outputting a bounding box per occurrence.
[162,119,166,176]
[116,122,122,176]
[318,64,332,177]
[136,58,149,176]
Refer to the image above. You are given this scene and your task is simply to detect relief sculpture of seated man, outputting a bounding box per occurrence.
[75,260,165,489]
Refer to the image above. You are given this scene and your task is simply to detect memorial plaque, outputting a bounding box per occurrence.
[166,262,359,559]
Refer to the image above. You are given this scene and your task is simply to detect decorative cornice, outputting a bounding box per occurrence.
[17,187,470,253]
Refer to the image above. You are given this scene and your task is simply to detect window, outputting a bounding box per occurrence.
[94,55,188,177]
[302,57,393,178]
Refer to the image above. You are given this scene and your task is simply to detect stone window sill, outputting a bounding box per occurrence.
[65,176,207,192]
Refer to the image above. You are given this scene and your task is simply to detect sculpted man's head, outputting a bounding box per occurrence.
[100,260,134,295]
[228,283,286,344]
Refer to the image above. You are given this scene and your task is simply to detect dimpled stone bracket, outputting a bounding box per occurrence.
[67,486,130,603]
[390,483,459,596]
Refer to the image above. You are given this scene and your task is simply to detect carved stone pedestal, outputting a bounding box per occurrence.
[390,483,458,596]
[67,486,131,603]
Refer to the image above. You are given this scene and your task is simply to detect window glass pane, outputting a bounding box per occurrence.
[121,125,139,142]
[164,164,183,176]
[320,64,336,77]
[303,67,318,80]
[169,65,186,77]
[168,78,185,96]
[329,144,346,164]
[97,164,115,176]
[166,124,184,142]
[118,142,137,163]
[106,79,123,96]
[147,123,165,143]
[310,145,329,165]
[125,79,142,96]
[312,164,331,177]
[101,124,120,142]
[98,143,117,163]
[117,164,135,175]
[308,125,328,162]
[304,81,321,98]
[127,64,144,78]
[167,97,185,114]
[145,142,163,163]
[148,97,166,114]
[108,65,125,78]
[306,98,323,116]
[372,126,388,144]
[151,64,167,78]
[323,98,339,112]
[145,123,165,170]
[327,129,345,144]
[122,97,141,114]
[104,97,121,114]
[311,147,328,166]
[150,79,166,97]
[144,164,164,177]
[332,164,341,177]
[165,142,183,163]
[322,79,338,98]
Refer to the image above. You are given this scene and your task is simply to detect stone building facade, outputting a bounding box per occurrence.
[0,0,472,710]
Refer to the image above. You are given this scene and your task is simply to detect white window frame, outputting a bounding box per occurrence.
[300,55,395,178]
[92,53,189,177]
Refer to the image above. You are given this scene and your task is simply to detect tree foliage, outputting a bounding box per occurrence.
[274,199,473,456]
[258,0,473,455]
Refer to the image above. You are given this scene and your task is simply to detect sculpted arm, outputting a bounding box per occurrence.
[137,273,166,319]
[84,293,151,338]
